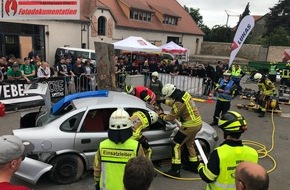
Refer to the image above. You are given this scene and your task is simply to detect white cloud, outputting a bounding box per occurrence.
[177,0,279,28]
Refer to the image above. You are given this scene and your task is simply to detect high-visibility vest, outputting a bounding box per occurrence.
[98,138,139,190]
[206,144,258,190]
[231,67,242,77]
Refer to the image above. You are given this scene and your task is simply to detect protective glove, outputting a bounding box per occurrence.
[95,182,100,190]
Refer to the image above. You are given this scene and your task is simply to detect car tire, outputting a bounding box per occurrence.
[49,154,84,184]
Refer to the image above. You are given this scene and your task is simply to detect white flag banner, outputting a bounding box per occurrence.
[228,15,255,67]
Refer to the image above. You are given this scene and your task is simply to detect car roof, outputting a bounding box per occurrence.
[72,91,148,110]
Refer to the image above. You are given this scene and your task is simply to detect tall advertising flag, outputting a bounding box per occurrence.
[228,15,255,67]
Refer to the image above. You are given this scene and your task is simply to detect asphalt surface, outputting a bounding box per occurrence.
[1,78,290,190]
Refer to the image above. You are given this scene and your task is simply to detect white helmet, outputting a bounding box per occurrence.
[152,71,159,78]
[254,73,262,81]
[162,84,176,98]
[109,108,132,130]
[223,70,232,76]
[148,111,159,124]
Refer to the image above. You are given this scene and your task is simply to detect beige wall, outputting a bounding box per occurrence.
[267,46,290,62]
[201,42,262,60]
[201,42,290,62]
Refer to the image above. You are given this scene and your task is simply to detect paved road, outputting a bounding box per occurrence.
[1,79,290,190]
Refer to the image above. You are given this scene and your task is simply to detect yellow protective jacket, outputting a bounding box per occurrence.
[162,91,202,127]
[93,138,144,190]
[257,78,276,96]
[198,140,258,190]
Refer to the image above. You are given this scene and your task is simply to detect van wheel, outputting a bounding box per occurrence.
[49,154,84,184]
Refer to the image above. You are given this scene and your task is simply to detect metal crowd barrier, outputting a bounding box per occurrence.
[64,74,97,94]
[115,72,206,97]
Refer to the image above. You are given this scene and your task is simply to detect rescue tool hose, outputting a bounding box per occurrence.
[154,109,277,180]
[242,108,277,173]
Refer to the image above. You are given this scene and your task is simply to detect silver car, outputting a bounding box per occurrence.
[13,83,218,185]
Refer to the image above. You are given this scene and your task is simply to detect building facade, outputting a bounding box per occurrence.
[0,0,204,65]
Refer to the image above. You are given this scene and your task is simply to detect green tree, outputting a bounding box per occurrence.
[236,2,250,30]
[183,5,204,27]
[265,0,290,36]
[206,25,234,42]
[265,27,290,46]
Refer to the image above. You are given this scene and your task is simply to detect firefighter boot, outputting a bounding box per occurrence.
[183,161,200,173]
[164,164,181,178]
[259,111,265,117]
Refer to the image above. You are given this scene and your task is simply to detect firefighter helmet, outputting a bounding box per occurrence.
[254,73,263,81]
[223,70,232,76]
[218,111,247,134]
[148,111,158,124]
[162,84,176,98]
[152,71,159,78]
[125,85,134,94]
[109,108,132,130]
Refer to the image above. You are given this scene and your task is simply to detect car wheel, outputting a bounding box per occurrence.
[49,154,84,184]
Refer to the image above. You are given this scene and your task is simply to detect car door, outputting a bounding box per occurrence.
[74,108,116,169]
[125,108,174,161]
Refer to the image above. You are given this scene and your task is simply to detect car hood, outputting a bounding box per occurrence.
[15,157,52,184]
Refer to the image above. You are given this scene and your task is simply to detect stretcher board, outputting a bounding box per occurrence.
[194,139,208,164]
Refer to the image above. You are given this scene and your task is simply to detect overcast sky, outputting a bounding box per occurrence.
[177,0,279,28]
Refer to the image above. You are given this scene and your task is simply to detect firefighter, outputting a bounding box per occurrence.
[268,62,278,83]
[198,111,258,190]
[125,85,156,105]
[210,70,237,126]
[149,71,164,107]
[157,83,202,177]
[130,110,159,159]
[253,73,276,117]
[279,63,290,89]
[93,108,145,190]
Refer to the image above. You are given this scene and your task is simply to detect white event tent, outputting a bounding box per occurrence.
[159,41,187,53]
[113,36,161,52]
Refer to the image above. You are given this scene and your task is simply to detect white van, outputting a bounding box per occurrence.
[55,47,96,66]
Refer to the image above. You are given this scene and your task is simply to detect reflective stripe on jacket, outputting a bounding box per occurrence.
[281,69,290,79]
[206,144,258,190]
[257,79,276,96]
[164,91,202,127]
[231,67,242,77]
[98,139,139,190]
[135,86,156,104]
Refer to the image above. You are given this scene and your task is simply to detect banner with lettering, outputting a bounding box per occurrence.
[228,15,255,67]
[1,0,80,19]
[0,77,65,105]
